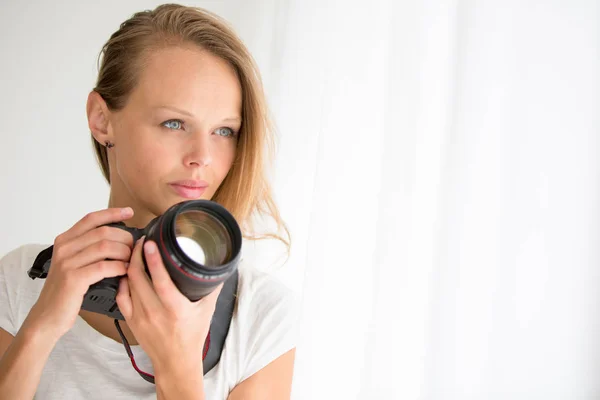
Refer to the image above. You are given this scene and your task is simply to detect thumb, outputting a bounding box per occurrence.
[197,282,224,309]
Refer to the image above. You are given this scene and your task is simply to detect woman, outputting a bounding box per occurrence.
[0,4,296,399]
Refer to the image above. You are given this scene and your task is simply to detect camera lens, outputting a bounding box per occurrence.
[145,199,242,301]
[174,210,232,268]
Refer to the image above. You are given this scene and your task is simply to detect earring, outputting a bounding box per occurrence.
[105,141,114,149]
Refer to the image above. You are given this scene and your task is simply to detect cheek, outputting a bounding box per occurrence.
[214,145,237,181]
[116,131,170,184]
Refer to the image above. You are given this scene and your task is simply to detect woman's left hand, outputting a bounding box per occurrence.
[116,237,222,379]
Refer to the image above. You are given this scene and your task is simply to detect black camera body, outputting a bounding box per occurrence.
[29,200,242,321]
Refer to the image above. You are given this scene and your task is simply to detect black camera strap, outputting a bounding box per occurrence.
[28,245,239,383]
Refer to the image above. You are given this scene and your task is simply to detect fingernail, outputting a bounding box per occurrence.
[145,241,156,254]
[121,207,133,217]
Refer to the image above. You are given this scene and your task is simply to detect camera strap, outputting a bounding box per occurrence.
[28,245,239,383]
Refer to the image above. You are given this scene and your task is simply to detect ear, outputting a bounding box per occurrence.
[87,91,113,146]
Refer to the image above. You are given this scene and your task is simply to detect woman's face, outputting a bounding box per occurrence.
[92,45,242,226]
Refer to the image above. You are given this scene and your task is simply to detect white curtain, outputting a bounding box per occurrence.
[242,1,600,399]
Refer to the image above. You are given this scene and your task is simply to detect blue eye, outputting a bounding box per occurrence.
[162,119,184,130]
[215,127,235,137]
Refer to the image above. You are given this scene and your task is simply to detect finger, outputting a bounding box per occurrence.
[127,238,162,310]
[58,225,135,261]
[116,277,133,320]
[74,260,128,289]
[144,240,183,306]
[62,241,132,271]
[188,282,224,318]
[58,207,134,244]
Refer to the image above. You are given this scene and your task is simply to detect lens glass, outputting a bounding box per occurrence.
[174,210,232,268]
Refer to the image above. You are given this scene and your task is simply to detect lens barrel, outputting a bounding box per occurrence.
[144,200,242,301]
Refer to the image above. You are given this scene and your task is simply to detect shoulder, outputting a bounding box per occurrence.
[232,262,299,383]
[0,243,49,335]
[0,243,49,279]
[237,262,297,307]
[236,262,299,331]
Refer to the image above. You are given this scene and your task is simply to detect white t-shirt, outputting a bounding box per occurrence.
[0,243,298,399]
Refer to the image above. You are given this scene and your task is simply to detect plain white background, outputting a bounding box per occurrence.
[1,1,600,399]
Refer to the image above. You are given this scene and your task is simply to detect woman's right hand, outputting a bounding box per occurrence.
[27,207,135,339]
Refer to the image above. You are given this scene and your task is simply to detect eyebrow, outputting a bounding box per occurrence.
[154,105,242,123]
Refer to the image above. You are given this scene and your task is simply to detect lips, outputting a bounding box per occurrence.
[169,180,209,199]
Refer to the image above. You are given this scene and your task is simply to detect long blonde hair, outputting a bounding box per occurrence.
[91,3,289,250]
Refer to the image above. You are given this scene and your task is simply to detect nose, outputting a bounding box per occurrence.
[183,134,213,167]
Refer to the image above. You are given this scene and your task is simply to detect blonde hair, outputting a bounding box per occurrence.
[91,3,289,250]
